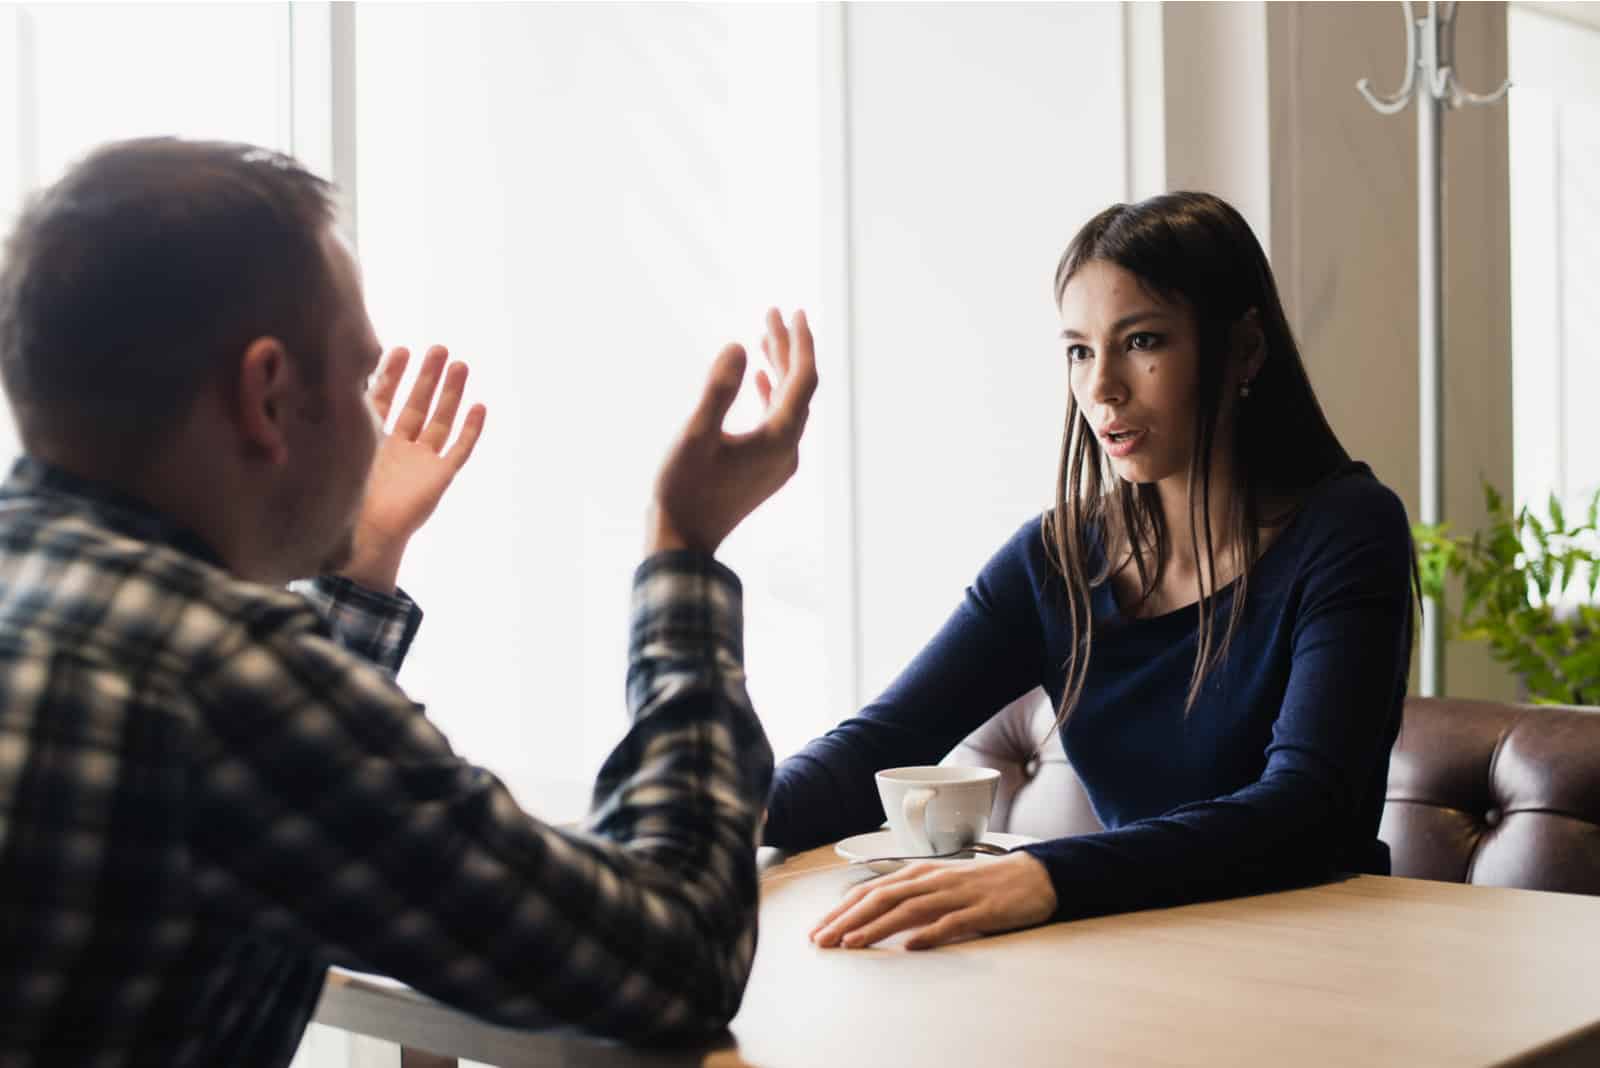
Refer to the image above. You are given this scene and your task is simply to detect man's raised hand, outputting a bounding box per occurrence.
[649,309,817,555]
[345,345,486,591]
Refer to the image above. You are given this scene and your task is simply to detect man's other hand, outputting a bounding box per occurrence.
[345,345,487,590]
[649,308,817,556]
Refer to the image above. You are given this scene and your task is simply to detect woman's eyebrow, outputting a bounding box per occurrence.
[1060,310,1167,340]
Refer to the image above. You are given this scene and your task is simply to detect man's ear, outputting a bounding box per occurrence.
[235,337,293,465]
[1232,307,1267,384]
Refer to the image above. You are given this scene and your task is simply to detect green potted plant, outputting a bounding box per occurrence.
[1412,485,1600,706]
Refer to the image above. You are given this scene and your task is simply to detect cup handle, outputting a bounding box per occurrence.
[902,787,936,855]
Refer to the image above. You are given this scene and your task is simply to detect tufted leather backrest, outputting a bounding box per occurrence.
[945,689,1103,840]
[945,689,1600,894]
[1382,696,1600,892]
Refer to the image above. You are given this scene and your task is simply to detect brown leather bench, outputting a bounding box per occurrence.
[947,690,1600,894]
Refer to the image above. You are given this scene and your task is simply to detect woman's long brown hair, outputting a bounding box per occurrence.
[1042,193,1351,738]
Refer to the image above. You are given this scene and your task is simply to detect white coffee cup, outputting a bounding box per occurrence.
[875,765,1001,857]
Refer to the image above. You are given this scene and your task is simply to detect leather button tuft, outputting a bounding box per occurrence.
[1023,755,1041,780]
[1483,807,1502,828]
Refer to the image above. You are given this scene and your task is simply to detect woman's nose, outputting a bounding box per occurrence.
[1086,355,1126,407]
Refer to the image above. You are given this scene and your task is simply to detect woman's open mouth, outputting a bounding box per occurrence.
[1101,428,1145,458]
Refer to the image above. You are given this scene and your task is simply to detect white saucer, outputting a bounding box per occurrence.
[833,829,1039,874]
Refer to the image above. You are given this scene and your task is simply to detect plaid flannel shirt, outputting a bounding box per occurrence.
[0,457,773,1067]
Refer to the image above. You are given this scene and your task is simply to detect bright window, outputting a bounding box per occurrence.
[0,3,834,809]
[0,1,293,463]
[353,3,831,805]
[1509,4,1600,533]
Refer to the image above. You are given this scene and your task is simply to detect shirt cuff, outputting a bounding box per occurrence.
[296,575,424,674]
[629,550,744,668]
[1016,840,1080,921]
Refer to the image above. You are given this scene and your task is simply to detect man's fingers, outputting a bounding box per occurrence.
[729,310,817,448]
[765,307,790,377]
[394,345,449,440]
[754,368,773,410]
[420,362,469,452]
[369,347,410,423]
[688,343,747,437]
[766,310,817,438]
[784,309,818,404]
[443,403,487,472]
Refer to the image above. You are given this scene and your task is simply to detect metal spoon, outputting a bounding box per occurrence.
[849,841,1010,866]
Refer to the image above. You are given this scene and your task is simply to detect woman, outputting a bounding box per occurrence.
[764,192,1416,951]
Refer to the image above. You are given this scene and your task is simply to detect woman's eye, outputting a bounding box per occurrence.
[1066,344,1092,363]
[1128,332,1162,352]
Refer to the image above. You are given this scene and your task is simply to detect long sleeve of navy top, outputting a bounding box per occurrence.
[764,465,1415,921]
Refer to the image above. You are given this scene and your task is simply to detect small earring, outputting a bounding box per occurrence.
[1239,381,1252,399]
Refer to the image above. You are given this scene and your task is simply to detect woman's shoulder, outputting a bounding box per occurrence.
[987,511,1059,584]
[1292,462,1408,532]
[1275,462,1413,574]
[994,509,1111,576]
[969,510,1085,611]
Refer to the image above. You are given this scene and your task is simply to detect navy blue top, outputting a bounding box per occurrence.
[765,464,1415,920]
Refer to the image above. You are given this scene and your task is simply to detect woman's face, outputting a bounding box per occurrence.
[1060,259,1201,487]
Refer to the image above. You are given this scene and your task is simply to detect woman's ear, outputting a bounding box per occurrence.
[1232,307,1266,386]
[234,337,293,465]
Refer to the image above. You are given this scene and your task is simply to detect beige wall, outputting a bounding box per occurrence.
[1163,2,1273,246]
[841,3,1129,707]
[1271,2,1516,701]
[1161,1,1517,701]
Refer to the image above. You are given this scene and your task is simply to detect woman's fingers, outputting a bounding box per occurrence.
[835,892,966,949]
[811,886,874,938]
[810,863,927,935]
[811,853,1055,951]
[903,907,983,951]
[811,864,950,946]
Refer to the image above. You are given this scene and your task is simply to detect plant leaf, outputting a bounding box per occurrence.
[1526,510,1548,552]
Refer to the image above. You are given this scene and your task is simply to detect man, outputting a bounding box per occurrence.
[0,137,815,1065]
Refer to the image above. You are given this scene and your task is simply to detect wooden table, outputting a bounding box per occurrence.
[313,845,1600,1067]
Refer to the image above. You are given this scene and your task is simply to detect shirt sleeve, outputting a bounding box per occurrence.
[764,517,1052,851]
[290,575,423,674]
[190,552,773,1041]
[1018,490,1415,920]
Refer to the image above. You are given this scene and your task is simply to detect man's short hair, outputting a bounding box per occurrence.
[0,138,338,462]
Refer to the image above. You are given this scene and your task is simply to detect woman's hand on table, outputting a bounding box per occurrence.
[810,851,1057,951]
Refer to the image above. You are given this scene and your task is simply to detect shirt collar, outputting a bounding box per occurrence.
[0,455,229,569]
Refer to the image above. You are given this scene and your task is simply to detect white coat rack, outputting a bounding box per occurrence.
[1356,0,1510,697]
